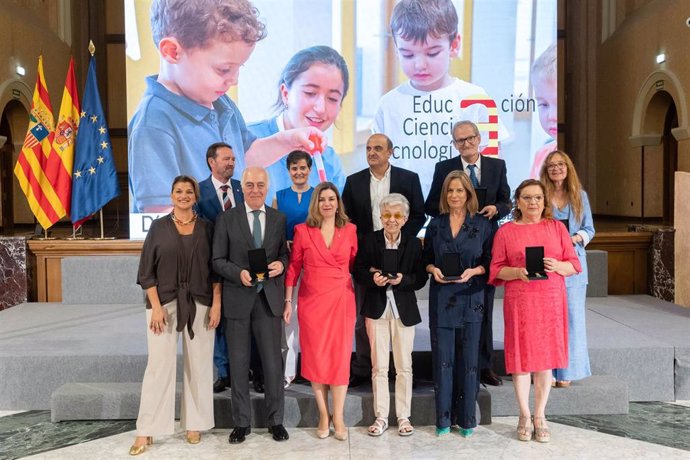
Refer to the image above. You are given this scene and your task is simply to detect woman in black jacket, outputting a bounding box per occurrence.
[354,193,428,437]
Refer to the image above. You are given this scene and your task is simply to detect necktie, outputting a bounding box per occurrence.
[467,164,480,188]
[251,210,263,292]
[220,185,232,210]
[251,210,262,247]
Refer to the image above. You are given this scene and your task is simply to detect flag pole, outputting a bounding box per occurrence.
[92,209,114,240]
[72,40,120,237]
[65,224,84,240]
[33,225,55,240]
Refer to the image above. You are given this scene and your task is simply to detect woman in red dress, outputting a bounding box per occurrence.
[284,182,357,441]
[489,179,580,443]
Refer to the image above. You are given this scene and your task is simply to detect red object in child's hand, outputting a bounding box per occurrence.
[308,133,323,155]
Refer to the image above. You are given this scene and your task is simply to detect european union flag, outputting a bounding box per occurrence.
[70,55,120,228]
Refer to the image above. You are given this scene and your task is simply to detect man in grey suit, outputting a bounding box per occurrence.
[213,166,290,444]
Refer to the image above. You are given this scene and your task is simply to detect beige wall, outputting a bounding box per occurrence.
[0,2,73,224]
[596,0,690,218]
[675,171,690,307]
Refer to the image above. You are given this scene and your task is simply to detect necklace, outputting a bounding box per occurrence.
[170,211,197,226]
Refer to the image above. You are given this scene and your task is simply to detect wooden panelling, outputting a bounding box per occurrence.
[105,0,125,34]
[28,239,143,302]
[106,43,127,130]
[588,231,652,295]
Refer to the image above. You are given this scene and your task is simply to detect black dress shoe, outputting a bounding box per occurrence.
[268,424,289,441]
[253,379,265,393]
[480,368,503,386]
[348,374,370,388]
[229,427,251,444]
[213,377,230,393]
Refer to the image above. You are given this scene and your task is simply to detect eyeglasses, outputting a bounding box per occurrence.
[453,135,477,145]
[546,162,566,171]
[519,195,544,203]
[381,211,405,220]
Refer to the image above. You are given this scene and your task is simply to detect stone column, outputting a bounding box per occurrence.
[0,237,28,310]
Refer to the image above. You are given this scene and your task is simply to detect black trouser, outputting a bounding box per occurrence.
[226,293,284,427]
[431,322,481,429]
[478,285,496,370]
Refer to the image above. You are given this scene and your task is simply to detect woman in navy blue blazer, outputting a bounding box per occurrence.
[423,170,493,437]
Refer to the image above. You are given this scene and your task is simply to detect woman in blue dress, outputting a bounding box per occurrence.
[274,150,315,243]
[423,170,493,437]
[540,150,595,386]
[273,150,314,386]
[249,46,348,203]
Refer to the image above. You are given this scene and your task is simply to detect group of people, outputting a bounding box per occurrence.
[125,0,594,455]
[130,119,595,455]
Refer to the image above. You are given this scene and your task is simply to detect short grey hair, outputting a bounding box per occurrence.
[379,193,410,217]
[241,166,269,187]
[452,120,480,137]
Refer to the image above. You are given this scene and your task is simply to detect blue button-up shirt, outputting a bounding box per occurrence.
[128,75,256,212]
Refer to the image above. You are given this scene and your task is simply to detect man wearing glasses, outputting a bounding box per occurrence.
[342,133,426,387]
[424,120,511,387]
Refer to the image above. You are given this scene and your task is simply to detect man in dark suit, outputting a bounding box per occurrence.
[196,142,243,394]
[213,166,290,444]
[425,120,512,386]
[197,142,243,223]
[342,133,425,386]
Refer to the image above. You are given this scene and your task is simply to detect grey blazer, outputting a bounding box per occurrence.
[212,203,289,319]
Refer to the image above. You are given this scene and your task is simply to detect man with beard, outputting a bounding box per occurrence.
[197,142,244,393]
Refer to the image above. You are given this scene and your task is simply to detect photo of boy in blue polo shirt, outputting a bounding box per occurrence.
[128,0,324,212]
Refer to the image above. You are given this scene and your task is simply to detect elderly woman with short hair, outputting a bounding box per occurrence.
[354,193,427,437]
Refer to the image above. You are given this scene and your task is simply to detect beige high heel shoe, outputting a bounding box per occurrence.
[333,417,348,441]
[129,436,152,456]
[185,431,201,444]
[316,414,332,439]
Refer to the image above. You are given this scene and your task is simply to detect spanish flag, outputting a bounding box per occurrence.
[13,56,66,229]
[49,57,80,217]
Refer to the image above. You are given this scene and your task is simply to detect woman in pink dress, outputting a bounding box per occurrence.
[284,182,357,441]
[489,179,580,443]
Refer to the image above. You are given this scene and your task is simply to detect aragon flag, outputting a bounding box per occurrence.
[13,56,65,230]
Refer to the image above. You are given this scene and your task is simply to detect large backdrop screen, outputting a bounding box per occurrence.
[125,0,558,238]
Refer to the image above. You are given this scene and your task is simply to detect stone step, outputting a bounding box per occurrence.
[485,374,628,416]
[51,381,491,427]
[51,374,628,426]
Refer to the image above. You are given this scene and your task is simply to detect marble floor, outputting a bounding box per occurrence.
[1,402,690,459]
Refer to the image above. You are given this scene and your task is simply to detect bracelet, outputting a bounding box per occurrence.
[284,299,292,303]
